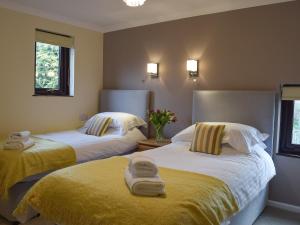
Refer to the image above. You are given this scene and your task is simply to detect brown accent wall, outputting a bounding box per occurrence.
[104,1,300,137]
[104,1,300,206]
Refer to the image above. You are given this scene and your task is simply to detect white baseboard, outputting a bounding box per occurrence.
[268,200,300,214]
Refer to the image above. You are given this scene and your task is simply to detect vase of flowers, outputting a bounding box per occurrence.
[149,109,177,143]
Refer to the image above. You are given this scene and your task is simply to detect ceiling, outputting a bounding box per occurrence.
[0,0,293,32]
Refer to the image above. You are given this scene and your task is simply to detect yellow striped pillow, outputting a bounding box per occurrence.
[86,116,112,136]
[190,123,225,155]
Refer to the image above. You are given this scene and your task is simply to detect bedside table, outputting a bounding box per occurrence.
[137,138,171,152]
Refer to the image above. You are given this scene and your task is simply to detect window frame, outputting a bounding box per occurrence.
[34,42,70,96]
[279,100,300,156]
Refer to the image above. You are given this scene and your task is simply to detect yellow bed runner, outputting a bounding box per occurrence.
[0,137,76,199]
[14,157,238,225]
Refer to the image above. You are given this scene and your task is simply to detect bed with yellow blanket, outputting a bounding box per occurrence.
[14,156,239,225]
[0,137,76,199]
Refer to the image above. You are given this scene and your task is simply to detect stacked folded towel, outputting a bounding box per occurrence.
[4,131,34,150]
[125,155,165,197]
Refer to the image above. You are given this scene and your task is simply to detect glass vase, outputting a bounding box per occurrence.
[155,125,165,143]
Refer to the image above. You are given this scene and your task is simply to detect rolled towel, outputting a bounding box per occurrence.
[129,155,158,177]
[4,139,35,150]
[125,168,165,197]
[9,131,31,139]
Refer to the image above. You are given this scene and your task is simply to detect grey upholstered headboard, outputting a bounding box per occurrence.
[192,91,276,155]
[100,90,150,122]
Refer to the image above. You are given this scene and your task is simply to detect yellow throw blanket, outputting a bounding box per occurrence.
[0,137,76,199]
[14,157,238,225]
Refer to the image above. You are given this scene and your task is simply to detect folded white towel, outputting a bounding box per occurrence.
[125,168,165,197]
[8,136,30,142]
[129,155,158,177]
[9,131,31,139]
[4,139,35,150]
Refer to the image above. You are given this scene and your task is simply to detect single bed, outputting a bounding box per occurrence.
[14,90,276,225]
[0,89,150,222]
[191,90,276,225]
[129,142,275,225]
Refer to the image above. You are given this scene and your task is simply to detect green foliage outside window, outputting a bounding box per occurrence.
[292,101,300,145]
[35,42,60,89]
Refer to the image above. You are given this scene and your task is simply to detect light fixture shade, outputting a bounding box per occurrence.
[147,63,158,77]
[187,59,198,73]
[187,59,198,79]
[123,0,146,7]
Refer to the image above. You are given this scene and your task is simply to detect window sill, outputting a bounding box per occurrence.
[276,152,300,159]
[32,94,74,97]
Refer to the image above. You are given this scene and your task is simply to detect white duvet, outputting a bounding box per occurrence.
[127,142,276,211]
[36,128,146,163]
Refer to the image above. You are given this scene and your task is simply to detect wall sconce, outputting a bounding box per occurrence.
[187,59,198,80]
[147,63,159,78]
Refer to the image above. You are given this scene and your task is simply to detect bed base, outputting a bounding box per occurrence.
[0,180,37,221]
[227,185,268,225]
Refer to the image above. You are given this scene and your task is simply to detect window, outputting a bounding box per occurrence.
[34,29,74,96]
[279,85,300,156]
[292,101,300,145]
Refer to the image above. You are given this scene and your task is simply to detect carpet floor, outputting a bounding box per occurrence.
[254,207,300,225]
[0,206,299,225]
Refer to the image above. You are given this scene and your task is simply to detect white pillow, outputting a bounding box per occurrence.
[81,112,147,135]
[105,127,147,141]
[171,125,195,143]
[172,122,269,154]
